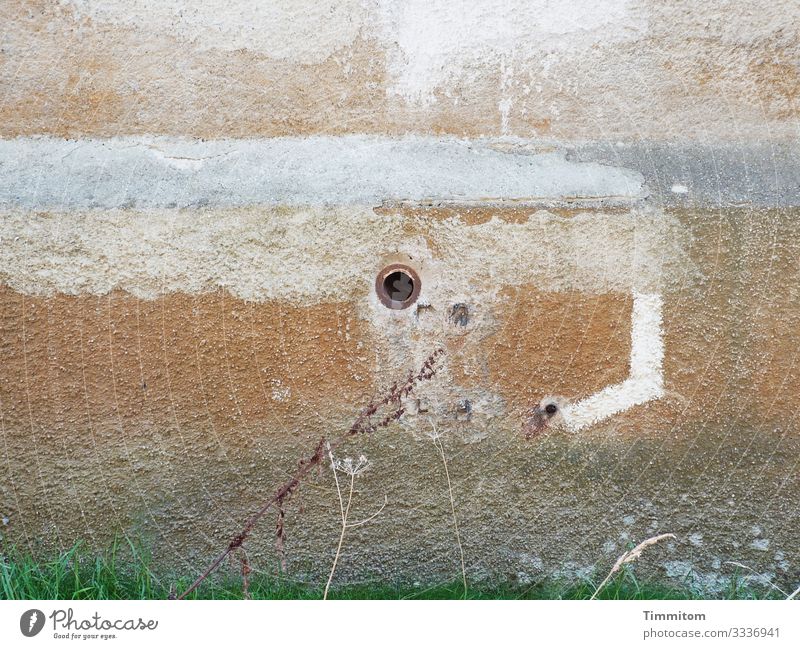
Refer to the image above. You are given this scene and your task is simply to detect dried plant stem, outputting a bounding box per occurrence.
[788,584,800,600]
[324,445,354,600]
[323,443,387,599]
[724,561,788,597]
[176,348,444,600]
[177,437,327,600]
[434,433,467,599]
[347,496,387,528]
[591,533,676,600]
[275,501,288,573]
[238,549,252,600]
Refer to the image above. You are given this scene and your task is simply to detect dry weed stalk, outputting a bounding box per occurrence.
[788,584,800,600]
[323,445,387,599]
[238,549,252,600]
[275,503,287,573]
[590,533,676,600]
[724,561,789,597]
[176,348,445,600]
[427,419,467,598]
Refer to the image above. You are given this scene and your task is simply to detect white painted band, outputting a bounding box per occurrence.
[560,292,664,431]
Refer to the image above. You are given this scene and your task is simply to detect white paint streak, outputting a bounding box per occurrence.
[561,292,664,431]
[499,55,513,135]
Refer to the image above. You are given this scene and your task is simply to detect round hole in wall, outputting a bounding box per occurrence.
[375,264,421,310]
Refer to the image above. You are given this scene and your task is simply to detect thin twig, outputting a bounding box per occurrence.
[591,533,676,600]
[275,501,287,574]
[238,548,252,600]
[324,445,354,600]
[176,437,327,600]
[724,561,789,597]
[429,419,467,599]
[788,584,800,600]
[323,445,387,599]
[176,348,444,600]
[347,496,388,528]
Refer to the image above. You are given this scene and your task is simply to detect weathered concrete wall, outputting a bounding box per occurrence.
[1,0,799,591]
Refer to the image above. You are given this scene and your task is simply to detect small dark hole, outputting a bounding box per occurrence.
[383,270,414,303]
[544,403,558,415]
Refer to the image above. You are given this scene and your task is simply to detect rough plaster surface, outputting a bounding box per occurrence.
[2,206,799,591]
[1,0,799,592]
[375,0,646,104]
[0,206,691,300]
[2,1,798,140]
[61,0,368,63]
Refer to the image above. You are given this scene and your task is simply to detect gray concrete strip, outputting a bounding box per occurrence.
[0,136,645,209]
[2,136,797,210]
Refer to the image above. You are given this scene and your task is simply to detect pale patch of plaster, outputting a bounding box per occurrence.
[0,207,691,302]
[561,292,664,431]
[377,0,646,104]
[270,380,291,402]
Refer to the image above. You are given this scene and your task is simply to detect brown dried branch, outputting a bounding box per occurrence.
[275,500,287,574]
[239,549,252,600]
[176,348,445,600]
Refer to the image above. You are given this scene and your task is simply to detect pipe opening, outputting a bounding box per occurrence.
[376,264,421,310]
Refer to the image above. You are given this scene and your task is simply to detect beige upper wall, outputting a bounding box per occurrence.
[1,0,797,140]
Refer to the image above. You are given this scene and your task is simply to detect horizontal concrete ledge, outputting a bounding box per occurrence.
[0,136,646,210]
[2,136,797,210]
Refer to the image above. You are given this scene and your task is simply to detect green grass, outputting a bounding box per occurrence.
[0,539,784,600]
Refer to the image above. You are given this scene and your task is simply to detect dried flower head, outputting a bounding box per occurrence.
[426,418,442,442]
[333,454,370,477]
